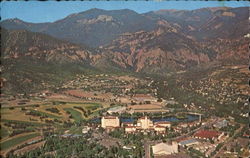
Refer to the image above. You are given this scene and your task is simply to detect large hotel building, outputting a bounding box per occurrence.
[101,116,120,129]
[101,116,171,134]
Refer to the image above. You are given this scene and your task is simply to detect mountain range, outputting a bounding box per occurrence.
[1,7,249,93]
[2,7,248,45]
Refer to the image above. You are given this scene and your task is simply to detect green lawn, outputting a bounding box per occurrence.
[29,109,61,119]
[0,127,9,139]
[85,103,102,110]
[69,102,102,108]
[69,126,82,135]
[0,133,40,150]
[84,102,102,106]
[84,102,103,111]
[1,119,46,126]
[88,110,101,119]
[63,108,83,123]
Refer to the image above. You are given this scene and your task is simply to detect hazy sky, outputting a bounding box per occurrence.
[1,1,249,23]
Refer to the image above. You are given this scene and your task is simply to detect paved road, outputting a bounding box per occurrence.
[144,140,150,158]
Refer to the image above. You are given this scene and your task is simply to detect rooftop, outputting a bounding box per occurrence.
[152,142,178,155]
[155,125,166,128]
[125,126,136,128]
[155,153,189,158]
[194,130,222,139]
[103,116,118,119]
[178,139,199,146]
[138,116,150,120]
[214,119,228,128]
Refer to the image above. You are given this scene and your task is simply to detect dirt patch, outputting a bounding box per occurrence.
[47,93,79,100]
[114,75,138,81]
[63,90,114,100]
[239,67,249,74]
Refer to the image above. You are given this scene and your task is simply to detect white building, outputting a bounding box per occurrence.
[107,106,126,114]
[123,117,171,134]
[82,126,91,134]
[154,121,171,128]
[101,116,120,129]
[137,116,154,130]
[152,142,178,156]
[213,119,228,129]
[154,125,166,134]
[125,126,137,133]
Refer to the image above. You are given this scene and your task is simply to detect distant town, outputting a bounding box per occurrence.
[1,73,249,158]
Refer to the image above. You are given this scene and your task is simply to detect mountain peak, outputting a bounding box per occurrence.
[206,7,231,12]
[79,8,138,15]
[4,18,24,23]
[154,9,180,13]
[79,8,107,15]
[1,7,247,49]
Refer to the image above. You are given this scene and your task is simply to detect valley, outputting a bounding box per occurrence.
[1,63,249,157]
[0,4,249,158]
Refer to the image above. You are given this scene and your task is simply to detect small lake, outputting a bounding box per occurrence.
[90,114,199,123]
[121,115,199,123]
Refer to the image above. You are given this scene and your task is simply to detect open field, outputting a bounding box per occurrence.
[1,119,46,126]
[127,104,169,113]
[1,101,106,129]
[68,126,83,134]
[0,133,40,151]
[63,89,114,101]
[29,109,62,119]
[14,140,46,156]
[0,98,50,108]
[46,93,84,101]
[63,108,83,123]
[85,103,102,110]
[0,97,108,152]
[1,100,105,123]
[1,108,40,122]
[0,127,9,139]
